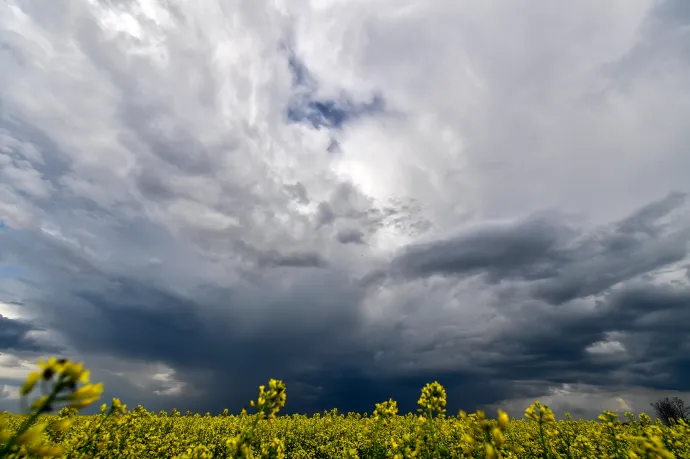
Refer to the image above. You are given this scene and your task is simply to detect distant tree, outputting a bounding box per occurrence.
[650,397,690,426]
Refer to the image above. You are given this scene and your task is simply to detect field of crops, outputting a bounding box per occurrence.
[1,358,688,458]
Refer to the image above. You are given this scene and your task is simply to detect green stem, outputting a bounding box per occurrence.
[426,408,439,459]
[610,426,621,459]
[370,418,381,454]
[538,416,549,459]
[0,385,61,457]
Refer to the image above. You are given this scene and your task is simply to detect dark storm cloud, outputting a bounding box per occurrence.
[4,190,687,417]
[597,285,690,391]
[70,282,209,367]
[0,228,369,414]
[77,271,367,415]
[532,193,689,304]
[0,315,48,352]
[3,197,690,418]
[359,193,690,414]
[390,213,574,282]
[485,282,690,396]
[391,193,689,304]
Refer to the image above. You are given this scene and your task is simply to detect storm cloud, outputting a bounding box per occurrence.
[1,0,690,420]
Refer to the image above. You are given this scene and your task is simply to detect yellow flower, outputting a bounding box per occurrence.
[62,362,89,384]
[32,444,65,457]
[30,395,50,411]
[66,382,104,401]
[21,371,42,396]
[417,381,447,417]
[78,369,90,384]
[51,418,73,433]
[525,401,555,424]
[373,398,398,422]
[492,427,505,446]
[68,397,100,410]
[17,423,47,448]
[497,409,509,430]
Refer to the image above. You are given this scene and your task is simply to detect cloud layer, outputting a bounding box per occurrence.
[1,0,690,419]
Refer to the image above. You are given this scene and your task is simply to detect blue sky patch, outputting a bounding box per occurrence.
[284,51,385,130]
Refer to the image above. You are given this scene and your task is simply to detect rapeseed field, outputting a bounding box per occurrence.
[1,358,688,458]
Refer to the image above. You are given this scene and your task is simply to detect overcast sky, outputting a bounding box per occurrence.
[1,0,690,420]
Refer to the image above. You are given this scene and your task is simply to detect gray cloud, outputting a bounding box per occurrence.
[0,315,45,352]
[257,250,329,268]
[390,213,575,282]
[391,192,690,304]
[1,0,689,421]
[0,385,12,400]
[337,228,366,245]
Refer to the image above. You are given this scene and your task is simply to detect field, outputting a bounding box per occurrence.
[1,358,688,458]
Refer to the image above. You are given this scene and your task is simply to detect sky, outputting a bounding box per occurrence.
[1,0,690,421]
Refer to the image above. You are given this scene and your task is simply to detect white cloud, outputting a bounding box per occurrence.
[107,362,188,397]
[587,339,627,357]
[0,302,31,321]
[0,384,21,401]
[586,330,629,357]
[0,353,35,381]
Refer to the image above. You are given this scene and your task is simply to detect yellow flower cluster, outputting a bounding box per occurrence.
[0,357,117,458]
[373,399,399,424]
[1,357,689,458]
[417,381,447,418]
